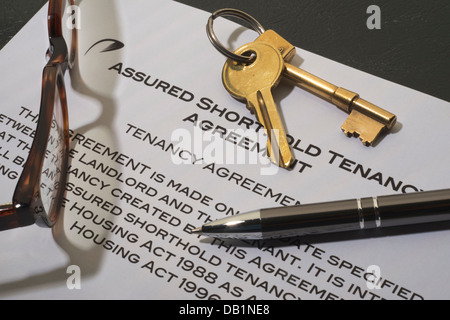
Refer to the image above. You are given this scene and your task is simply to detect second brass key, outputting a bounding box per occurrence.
[282,64,397,146]
[255,30,397,146]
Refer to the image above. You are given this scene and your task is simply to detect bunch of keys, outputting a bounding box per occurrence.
[207,9,397,169]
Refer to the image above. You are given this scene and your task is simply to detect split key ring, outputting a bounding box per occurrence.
[206,8,265,64]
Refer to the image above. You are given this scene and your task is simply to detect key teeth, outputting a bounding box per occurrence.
[342,129,372,147]
[342,128,359,139]
[361,139,371,147]
[246,105,255,115]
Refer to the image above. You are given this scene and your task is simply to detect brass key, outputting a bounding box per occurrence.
[254,30,397,146]
[222,42,295,169]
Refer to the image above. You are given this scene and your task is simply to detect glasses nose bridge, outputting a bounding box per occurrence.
[47,37,69,71]
[46,0,67,65]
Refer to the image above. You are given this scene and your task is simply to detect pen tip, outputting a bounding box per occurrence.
[191,227,202,235]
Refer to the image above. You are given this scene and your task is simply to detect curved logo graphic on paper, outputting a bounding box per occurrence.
[84,39,125,55]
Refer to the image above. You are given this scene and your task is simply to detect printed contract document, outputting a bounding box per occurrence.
[1,0,450,300]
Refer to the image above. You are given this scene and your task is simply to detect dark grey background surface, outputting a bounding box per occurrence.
[1,0,449,102]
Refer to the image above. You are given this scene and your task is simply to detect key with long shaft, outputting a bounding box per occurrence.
[255,30,397,146]
[222,42,295,169]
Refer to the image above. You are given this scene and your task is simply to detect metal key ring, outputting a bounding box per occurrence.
[206,8,265,63]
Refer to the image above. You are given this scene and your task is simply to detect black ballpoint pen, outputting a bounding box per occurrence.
[191,189,450,240]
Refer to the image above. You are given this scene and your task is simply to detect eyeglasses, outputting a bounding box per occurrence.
[0,0,76,231]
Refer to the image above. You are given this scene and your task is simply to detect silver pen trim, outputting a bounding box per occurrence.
[357,198,364,229]
[373,196,381,228]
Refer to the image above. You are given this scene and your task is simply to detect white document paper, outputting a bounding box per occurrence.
[1,0,450,300]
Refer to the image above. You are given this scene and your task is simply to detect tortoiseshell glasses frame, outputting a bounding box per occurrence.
[0,0,76,231]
